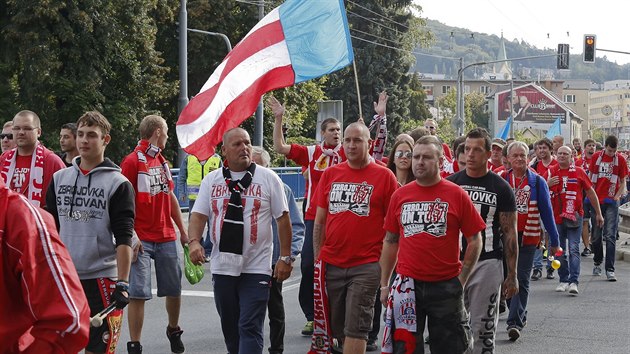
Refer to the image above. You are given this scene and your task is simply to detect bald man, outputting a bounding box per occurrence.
[311,123,398,353]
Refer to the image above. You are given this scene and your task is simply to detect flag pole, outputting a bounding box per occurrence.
[352,60,363,120]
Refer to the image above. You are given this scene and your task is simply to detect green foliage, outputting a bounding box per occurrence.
[1,0,174,162]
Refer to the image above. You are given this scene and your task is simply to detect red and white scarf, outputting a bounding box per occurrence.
[133,140,171,204]
[591,152,619,198]
[314,142,342,172]
[0,144,45,207]
[551,165,580,220]
[382,274,416,354]
[368,114,387,161]
[309,260,333,354]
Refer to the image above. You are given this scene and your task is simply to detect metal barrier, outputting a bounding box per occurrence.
[171,166,306,210]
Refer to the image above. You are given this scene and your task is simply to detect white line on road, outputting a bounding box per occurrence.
[150,276,302,298]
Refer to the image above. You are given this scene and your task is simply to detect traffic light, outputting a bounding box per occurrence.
[557,43,569,69]
[583,34,596,63]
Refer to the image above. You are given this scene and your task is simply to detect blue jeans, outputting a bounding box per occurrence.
[213,273,271,354]
[532,247,543,271]
[557,218,583,284]
[298,220,315,321]
[591,201,619,272]
[507,244,536,330]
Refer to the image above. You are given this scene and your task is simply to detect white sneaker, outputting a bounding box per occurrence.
[568,283,579,295]
[555,282,569,292]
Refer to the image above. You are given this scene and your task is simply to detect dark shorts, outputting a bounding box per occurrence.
[82,278,124,353]
[326,262,380,340]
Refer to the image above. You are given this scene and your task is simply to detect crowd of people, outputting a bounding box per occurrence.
[0,101,627,354]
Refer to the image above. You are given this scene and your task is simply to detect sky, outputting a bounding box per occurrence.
[416,0,630,65]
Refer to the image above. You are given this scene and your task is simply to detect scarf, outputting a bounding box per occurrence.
[368,114,387,161]
[217,163,256,273]
[382,274,416,354]
[591,152,619,197]
[0,143,45,207]
[309,260,333,354]
[314,142,342,171]
[133,140,171,204]
[551,165,580,221]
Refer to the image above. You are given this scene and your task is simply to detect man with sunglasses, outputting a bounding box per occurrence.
[0,111,65,208]
[1,121,16,153]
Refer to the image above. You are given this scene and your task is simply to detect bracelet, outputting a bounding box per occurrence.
[188,239,200,245]
[380,286,389,290]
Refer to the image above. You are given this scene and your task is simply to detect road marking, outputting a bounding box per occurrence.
[150,276,302,298]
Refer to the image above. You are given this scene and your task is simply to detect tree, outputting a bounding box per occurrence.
[1,0,174,162]
[324,1,431,144]
[408,72,431,121]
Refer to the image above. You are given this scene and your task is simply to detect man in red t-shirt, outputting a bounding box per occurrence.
[548,145,603,295]
[588,135,628,281]
[312,123,398,354]
[380,135,485,354]
[0,110,65,209]
[121,115,189,354]
[269,96,348,335]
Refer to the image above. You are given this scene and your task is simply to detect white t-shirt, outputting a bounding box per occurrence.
[193,165,288,276]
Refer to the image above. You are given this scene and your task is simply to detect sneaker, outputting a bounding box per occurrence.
[204,254,211,263]
[301,321,314,336]
[508,327,521,341]
[606,271,617,282]
[546,268,555,279]
[555,282,569,292]
[499,299,507,314]
[593,265,602,276]
[581,248,592,257]
[568,283,579,295]
[166,326,185,354]
[531,269,542,281]
[366,339,378,352]
[127,341,143,354]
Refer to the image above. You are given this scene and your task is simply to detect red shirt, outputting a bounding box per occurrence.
[287,143,346,220]
[316,161,398,268]
[0,146,65,209]
[121,151,177,243]
[549,165,592,223]
[589,151,628,203]
[575,155,592,172]
[384,179,486,282]
[533,158,558,179]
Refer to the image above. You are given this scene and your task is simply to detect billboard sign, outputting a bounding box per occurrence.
[497,86,567,123]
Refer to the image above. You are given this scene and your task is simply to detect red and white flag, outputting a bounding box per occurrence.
[177,0,353,161]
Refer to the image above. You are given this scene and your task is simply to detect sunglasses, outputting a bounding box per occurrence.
[395,151,412,159]
[0,133,13,140]
[424,126,436,130]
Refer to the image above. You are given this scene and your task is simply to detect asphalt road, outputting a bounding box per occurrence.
[116,246,630,354]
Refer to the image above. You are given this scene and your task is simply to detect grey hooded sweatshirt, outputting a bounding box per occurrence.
[46,157,135,279]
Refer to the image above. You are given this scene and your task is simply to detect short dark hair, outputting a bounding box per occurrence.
[451,135,466,154]
[455,142,465,158]
[408,126,429,142]
[605,135,618,149]
[584,138,595,146]
[536,138,552,150]
[61,122,77,138]
[465,127,492,152]
[77,111,111,136]
[320,118,339,132]
[415,135,444,158]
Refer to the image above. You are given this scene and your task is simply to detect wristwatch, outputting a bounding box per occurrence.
[279,255,295,265]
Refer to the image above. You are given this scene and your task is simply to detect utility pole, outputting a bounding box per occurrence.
[253,1,265,147]
[177,0,188,166]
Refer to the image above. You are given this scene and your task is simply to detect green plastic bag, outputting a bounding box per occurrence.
[184,244,205,285]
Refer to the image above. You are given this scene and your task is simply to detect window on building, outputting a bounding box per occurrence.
[442,85,451,94]
[479,86,489,94]
[564,94,576,103]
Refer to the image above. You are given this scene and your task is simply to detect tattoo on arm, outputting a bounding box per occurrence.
[384,231,399,244]
[500,211,518,274]
[460,233,481,283]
